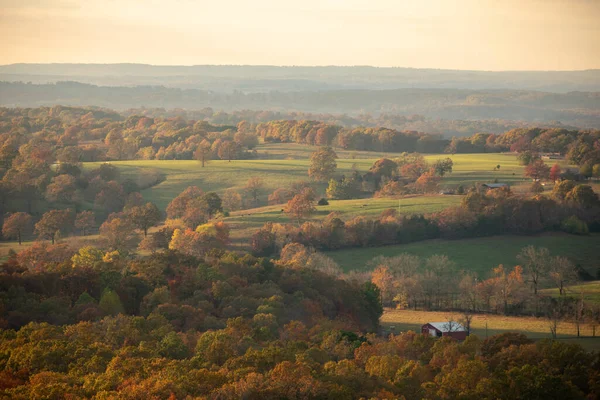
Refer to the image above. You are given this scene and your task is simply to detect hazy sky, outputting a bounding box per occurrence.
[0,0,598,70]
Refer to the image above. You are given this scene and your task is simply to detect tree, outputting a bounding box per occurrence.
[284,188,316,224]
[530,181,544,194]
[308,146,337,182]
[2,212,33,245]
[75,211,96,236]
[565,185,599,208]
[71,246,104,269]
[45,174,82,206]
[166,186,204,219]
[551,180,576,201]
[593,164,600,181]
[99,216,139,252]
[400,154,429,181]
[326,176,360,200]
[217,140,239,162]
[99,288,125,316]
[362,282,384,332]
[517,151,540,166]
[549,256,579,295]
[268,188,293,205]
[194,139,212,167]
[94,180,126,216]
[517,246,550,296]
[127,202,162,237]
[415,169,441,193]
[35,209,74,244]
[244,177,264,207]
[202,192,223,217]
[433,158,454,177]
[222,189,242,211]
[550,163,562,182]
[524,159,550,181]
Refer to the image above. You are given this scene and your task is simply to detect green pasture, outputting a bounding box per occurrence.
[86,149,537,211]
[224,195,461,245]
[327,233,600,276]
[541,281,600,305]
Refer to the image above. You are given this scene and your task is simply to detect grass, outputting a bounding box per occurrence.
[85,149,539,211]
[382,308,600,352]
[327,233,600,276]
[224,195,462,246]
[541,281,600,304]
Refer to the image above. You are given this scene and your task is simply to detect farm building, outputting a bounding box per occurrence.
[421,322,468,340]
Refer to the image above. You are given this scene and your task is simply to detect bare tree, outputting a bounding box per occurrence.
[549,256,579,296]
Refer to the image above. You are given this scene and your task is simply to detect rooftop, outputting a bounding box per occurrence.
[427,321,466,332]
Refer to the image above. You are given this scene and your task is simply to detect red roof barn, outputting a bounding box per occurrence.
[421,321,468,340]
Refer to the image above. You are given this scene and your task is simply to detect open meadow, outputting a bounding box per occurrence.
[327,232,600,276]
[88,146,541,210]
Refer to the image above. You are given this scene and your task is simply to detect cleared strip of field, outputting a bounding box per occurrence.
[86,151,535,210]
[327,233,600,276]
[382,308,600,351]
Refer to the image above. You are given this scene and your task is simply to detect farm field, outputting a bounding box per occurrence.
[541,281,600,305]
[382,308,600,351]
[86,148,543,211]
[224,195,462,246]
[327,233,600,276]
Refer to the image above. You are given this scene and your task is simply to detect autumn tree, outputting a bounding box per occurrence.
[524,159,550,181]
[398,153,429,181]
[74,211,96,236]
[551,180,576,201]
[2,212,33,245]
[217,140,239,162]
[284,188,316,224]
[194,139,212,167]
[308,146,337,182]
[45,174,82,206]
[127,202,162,237]
[222,189,242,211]
[244,177,264,207]
[35,209,75,244]
[565,184,600,208]
[99,216,139,252]
[415,169,441,193]
[268,188,293,205]
[549,163,561,182]
[490,264,526,314]
[166,186,204,219]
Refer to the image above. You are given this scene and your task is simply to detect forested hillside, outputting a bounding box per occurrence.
[1,82,598,128]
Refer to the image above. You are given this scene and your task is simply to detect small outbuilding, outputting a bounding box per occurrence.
[421,321,468,340]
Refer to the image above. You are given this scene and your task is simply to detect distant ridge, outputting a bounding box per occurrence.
[1,63,599,93]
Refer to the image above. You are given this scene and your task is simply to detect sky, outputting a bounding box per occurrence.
[0,0,598,71]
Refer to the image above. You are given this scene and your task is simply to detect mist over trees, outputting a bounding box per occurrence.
[1,81,599,129]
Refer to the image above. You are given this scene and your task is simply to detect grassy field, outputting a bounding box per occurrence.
[541,281,600,304]
[327,233,600,276]
[224,195,462,246]
[382,308,600,351]
[86,149,538,210]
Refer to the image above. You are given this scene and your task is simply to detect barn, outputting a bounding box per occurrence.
[421,321,468,340]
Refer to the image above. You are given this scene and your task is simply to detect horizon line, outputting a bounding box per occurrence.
[1,63,599,74]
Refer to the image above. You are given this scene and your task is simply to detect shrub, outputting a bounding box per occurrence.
[561,216,589,235]
[318,198,329,206]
